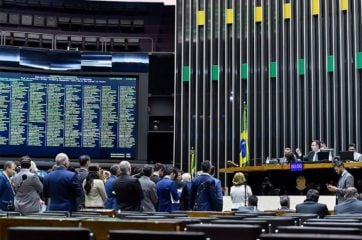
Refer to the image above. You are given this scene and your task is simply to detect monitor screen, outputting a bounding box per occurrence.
[0,71,137,159]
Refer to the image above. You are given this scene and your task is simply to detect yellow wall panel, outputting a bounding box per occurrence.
[255,6,263,23]
[197,10,205,26]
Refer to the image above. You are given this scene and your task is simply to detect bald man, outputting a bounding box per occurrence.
[113,161,144,211]
[43,153,82,212]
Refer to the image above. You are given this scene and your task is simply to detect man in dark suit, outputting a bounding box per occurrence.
[327,161,354,204]
[0,161,16,211]
[296,189,329,218]
[335,187,362,214]
[43,153,82,212]
[156,166,179,212]
[113,161,144,211]
[305,140,321,162]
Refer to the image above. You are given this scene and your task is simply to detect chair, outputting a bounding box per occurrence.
[7,227,93,240]
[108,230,206,240]
[210,215,247,220]
[71,211,103,218]
[244,217,297,232]
[260,233,362,240]
[186,223,262,240]
[210,219,269,232]
[175,217,218,223]
[283,213,318,225]
[303,222,362,229]
[124,215,166,220]
[305,218,360,223]
[276,226,362,235]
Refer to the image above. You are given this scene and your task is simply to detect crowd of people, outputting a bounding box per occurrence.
[0,153,223,215]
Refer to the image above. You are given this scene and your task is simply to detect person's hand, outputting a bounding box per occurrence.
[295,148,302,156]
[327,184,337,192]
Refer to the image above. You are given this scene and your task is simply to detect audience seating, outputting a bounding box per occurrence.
[186,223,262,240]
[303,222,362,229]
[243,217,297,232]
[175,217,218,223]
[276,226,362,235]
[108,230,206,240]
[305,218,360,223]
[259,233,362,240]
[7,227,93,240]
[282,213,318,225]
[210,219,269,232]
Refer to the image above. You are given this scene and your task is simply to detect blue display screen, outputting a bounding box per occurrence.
[0,71,137,159]
[290,162,303,172]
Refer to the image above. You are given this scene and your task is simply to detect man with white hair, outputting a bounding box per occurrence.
[113,161,144,211]
[43,153,82,212]
[334,187,362,214]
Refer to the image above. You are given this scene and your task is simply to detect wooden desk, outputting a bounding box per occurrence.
[0,217,80,240]
[187,211,234,218]
[82,219,185,240]
[219,162,362,173]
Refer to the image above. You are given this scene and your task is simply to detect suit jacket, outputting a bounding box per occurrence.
[0,172,14,211]
[334,198,362,214]
[113,174,144,211]
[305,151,318,162]
[77,168,88,206]
[156,176,179,212]
[336,170,354,204]
[13,169,43,215]
[190,173,223,211]
[104,175,117,209]
[43,166,82,212]
[83,179,107,208]
[296,200,329,218]
[139,176,158,212]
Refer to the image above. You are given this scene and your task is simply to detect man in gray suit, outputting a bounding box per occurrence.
[335,187,362,214]
[13,156,43,215]
[327,161,354,204]
[139,165,158,212]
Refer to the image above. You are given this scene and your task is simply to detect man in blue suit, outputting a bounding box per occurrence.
[335,187,362,214]
[104,164,120,209]
[190,161,223,211]
[156,166,179,212]
[43,153,82,212]
[0,161,16,211]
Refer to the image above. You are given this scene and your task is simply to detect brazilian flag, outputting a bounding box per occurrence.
[240,103,249,166]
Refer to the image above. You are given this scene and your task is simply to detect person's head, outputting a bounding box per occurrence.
[119,161,131,175]
[20,155,31,169]
[109,164,120,177]
[348,143,357,152]
[201,160,212,173]
[55,153,70,168]
[333,161,345,175]
[248,195,258,207]
[3,161,16,177]
[344,187,358,199]
[182,173,191,183]
[84,164,100,195]
[306,189,320,202]
[164,165,178,180]
[320,141,327,149]
[232,172,246,186]
[280,195,290,209]
[284,147,292,155]
[154,163,165,177]
[311,140,321,152]
[142,165,154,178]
[79,155,91,168]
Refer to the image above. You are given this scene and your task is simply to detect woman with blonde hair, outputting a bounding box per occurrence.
[230,172,252,210]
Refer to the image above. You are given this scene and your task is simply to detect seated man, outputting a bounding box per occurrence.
[335,187,362,214]
[237,195,261,213]
[278,195,291,211]
[296,189,329,218]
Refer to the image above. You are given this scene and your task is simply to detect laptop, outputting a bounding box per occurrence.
[339,151,355,161]
[317,151,330,161]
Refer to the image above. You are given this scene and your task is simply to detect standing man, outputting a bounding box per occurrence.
[113,161,144,211]
[306,140,321,162]
[327,161,354,204]
[156,166,179,212]
[0,161,16,211]
[43,153,82,212]
[77,155,91,184]
[104,164,120,209]
[190,161,223,211]
[139,165,158,212]
[151,163,165,183]
[13,156,43,215]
